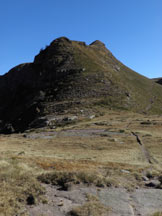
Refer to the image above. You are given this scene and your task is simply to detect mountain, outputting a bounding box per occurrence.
[152,77,162,85]
[1,36,162,133]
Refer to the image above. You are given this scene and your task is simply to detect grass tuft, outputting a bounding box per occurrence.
[0,158,45,216]
[38,170,109,189]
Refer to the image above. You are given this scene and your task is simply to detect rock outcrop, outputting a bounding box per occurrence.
[1,37,162,133]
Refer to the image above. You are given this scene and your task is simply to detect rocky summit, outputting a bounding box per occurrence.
[1,36,162,133]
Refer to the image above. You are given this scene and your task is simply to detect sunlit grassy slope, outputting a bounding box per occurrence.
[43,37,162,114]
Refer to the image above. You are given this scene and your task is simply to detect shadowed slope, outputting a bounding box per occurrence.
[152,77,162,85]
[0,36,162,133]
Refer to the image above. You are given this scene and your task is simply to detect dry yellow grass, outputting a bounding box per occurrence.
[1,111,162,214]
[0,158,45,216]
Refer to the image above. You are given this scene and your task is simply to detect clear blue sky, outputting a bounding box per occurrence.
[0,0,161,78]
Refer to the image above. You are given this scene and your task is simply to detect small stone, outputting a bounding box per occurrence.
[89,115,95,119]
[109,138,118,142]
[121,169,130,174]
[18,151,25,156]
[3,123,15,133]
[68,116,78,121]
[63,116,78,122]
[142,176,149,181]
[145,180,161,188]
[58,200,64,206]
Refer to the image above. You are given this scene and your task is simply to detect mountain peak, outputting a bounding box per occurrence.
[1,37,162,133]
[50,36,71,46]
[90,40,105,47]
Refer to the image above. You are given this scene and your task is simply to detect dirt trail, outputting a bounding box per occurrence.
[131,132,158,164]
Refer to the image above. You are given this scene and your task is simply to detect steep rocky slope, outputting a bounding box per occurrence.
[1,37,162,133]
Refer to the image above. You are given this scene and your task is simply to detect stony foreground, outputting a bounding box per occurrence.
[28,184,162,216]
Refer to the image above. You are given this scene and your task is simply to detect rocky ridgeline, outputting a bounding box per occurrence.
[0,37,162,133]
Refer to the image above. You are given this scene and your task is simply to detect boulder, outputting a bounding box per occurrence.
[145,180,161,188]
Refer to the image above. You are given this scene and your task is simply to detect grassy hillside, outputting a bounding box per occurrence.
[60,38,162,114]
[0,37,162,133]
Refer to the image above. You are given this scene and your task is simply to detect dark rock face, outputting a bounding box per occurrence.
[0,37,118,133]
[0,37,85,132]
[156,79,162,85]
[0,37,162,133]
